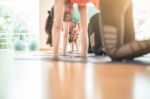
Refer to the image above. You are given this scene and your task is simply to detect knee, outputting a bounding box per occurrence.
[103,47,121,59]
[52,24,62,31]
[63,32,68,39]
[81,28,87,34]
[105,48,130,60]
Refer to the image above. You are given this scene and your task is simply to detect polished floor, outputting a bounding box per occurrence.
[0,51,150,99]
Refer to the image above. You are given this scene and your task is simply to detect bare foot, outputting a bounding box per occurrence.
[51,53,59,60]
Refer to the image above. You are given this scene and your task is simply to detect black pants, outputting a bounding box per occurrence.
[99,0,150,59]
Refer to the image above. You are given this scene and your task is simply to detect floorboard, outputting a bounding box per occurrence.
[0,51,150,99]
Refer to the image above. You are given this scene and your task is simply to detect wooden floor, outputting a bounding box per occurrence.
[0,51,150,99]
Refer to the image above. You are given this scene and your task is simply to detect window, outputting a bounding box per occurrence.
[0,0,39,50]
[133,0,150,40]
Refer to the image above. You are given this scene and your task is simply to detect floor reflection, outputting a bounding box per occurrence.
[0,51,14,99]
[48,62,149,99]
[0,51,43,99]
[47,62,87,99]
[7,60,43,99]
[46,61,150,99]
[0,51,150,99]
[93,65,135,99]
[133,73,150,99]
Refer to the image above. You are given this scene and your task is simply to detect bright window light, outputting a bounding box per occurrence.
[133,0,150,40]
[0,0,39,50]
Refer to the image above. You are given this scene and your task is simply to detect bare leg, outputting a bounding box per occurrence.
[74,40,78,52]
[78,5,89,56]
[100,0,150,60]
[72,42,74,53]
[63,22,70,55]
[52,0,65,57]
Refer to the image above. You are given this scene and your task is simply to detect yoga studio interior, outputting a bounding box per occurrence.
[0,0,150,99]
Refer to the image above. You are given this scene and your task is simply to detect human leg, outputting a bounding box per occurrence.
[63,22,70,55]
[78,5,89,56]
[124,1,135,44]
[74,40,78,52]
[100,0,150,59]
[52,0,65,56]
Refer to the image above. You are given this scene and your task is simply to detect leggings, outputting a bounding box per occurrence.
[99,0,150,60]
